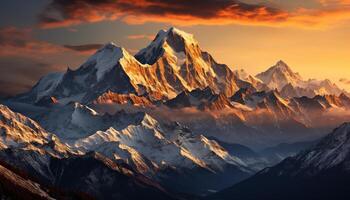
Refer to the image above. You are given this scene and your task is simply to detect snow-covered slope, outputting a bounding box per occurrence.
[5,26,350,198]
[3,101,255,195]
[34,103,250,173]
[0,103,252,196]
[136,27,198,65]
[209,123,350,200]
[135,27,253,98]
[71,113,249,174]
[0,104,71,156]
[256,60,303,91]
[0,105,174,199]
[233,69,268,91]
[20,101,252,178]
[230,84,350,126]
[22,72,64,103]
[0,148,175,200]
[15,27,261,105]
[292,123,350,172]
[13,29,345,107]
[256,60,343,97]
[33,102,146,140]
[15,43,143,104]
[68,109,254,195]
[0,104,49,148]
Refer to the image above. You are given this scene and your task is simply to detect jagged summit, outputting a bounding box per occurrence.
[93,42,126,57]
[154,27,197,44]
[167,27,198,44]
[152,27,198,46]
[256,60,343,97]
[100,41,119,49]
[274,60,302,78]
[275,60,290,69]
[15,41,143,104]
[256,60,303,90]
[13,28,345,106]
[83,42,134,81]
[14,27,248,104]
[135,27,199,65]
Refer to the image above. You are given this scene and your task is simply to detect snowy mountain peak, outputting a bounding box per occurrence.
[256,60,303,90]
[276,60,289,68]
[94,42,126,57]
[135,27,198,65]
[84,42,134,81]
[16,72,64,102]
[264,60,300,79]
[152,27,197,46]
[275,61,300,76]
[14,27,253,104]
[101,41,119,49]
[167,27,198,45]
[256,61,343,97]
[0,104,45,135]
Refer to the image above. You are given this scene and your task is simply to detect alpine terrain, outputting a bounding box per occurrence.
[1,27,349,200]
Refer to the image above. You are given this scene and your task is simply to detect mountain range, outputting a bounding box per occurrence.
[209,123,350,200]
[10,27,349,148]
[1,27,350,199]
[14,28,346,105]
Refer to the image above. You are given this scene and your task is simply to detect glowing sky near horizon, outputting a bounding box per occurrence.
[0,0,350,96]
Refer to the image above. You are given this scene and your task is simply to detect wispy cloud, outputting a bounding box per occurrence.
[0,27,67,58]
[318,0,350,6]
[339,78,350,85]
[64,44,103,54]
[127,34,154,40]
[0,27,90,97]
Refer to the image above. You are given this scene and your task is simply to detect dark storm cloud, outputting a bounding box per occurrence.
[37,0,350,28]
[38,0,288,28]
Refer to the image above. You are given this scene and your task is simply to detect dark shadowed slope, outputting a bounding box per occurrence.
[208,123,350,200]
